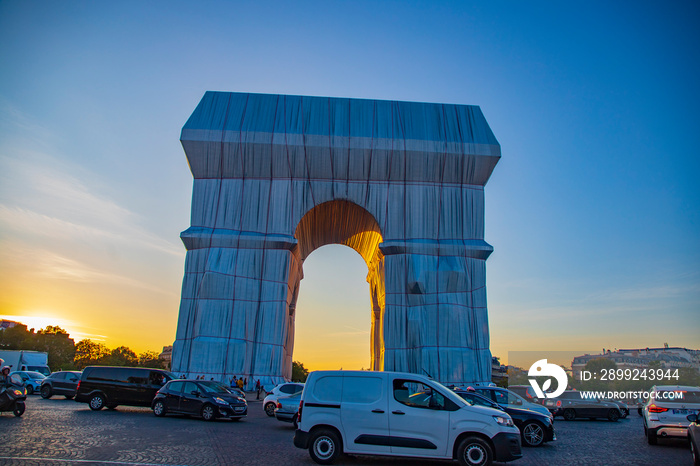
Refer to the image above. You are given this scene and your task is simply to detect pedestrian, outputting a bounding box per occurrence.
[231,375,237,388]
[237,377,244,390]
[255,379,261,400]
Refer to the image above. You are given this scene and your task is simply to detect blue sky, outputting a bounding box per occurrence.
[0,1,698,368]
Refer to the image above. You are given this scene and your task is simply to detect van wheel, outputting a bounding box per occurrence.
[65,395,74,400]
[458,436,492,466]
[521,421,545,447]
[309,428,341,465]
[608,409,620,422]
[41,385,52,399]
[153,400,167,417]
[106,404,118,410]
[563,408,576,421]
[89,394,105,411]
[201,404,216,421]
[264,402,276,417]
[293,414,298,429]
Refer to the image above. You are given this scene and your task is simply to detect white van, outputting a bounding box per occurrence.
[294,371,522,465]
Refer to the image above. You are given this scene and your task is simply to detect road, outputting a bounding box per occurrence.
[0,396,692,465]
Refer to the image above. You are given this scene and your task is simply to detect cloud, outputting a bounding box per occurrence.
[0,246,174,295]
[0,147,183,258]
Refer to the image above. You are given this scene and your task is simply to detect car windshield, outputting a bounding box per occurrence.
[25,371,46,379]
[198,381,234,394]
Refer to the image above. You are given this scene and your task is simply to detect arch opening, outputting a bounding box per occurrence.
[285,200,386,374]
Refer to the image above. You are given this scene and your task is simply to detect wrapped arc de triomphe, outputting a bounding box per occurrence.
[171,92,500,388]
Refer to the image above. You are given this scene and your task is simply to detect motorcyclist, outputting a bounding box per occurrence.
[1,366,11,387]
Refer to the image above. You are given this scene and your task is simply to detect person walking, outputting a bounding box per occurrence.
[255,379,261,400]
[237,377,244,391]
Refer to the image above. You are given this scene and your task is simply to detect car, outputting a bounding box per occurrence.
[545,390,623,421]
[643,385,700,445]
[294,370,522,466]
[454,389,556,447]
[9,370,46,395]
[604,398,629,418]
[469,386,553,419]
[75,366,175,411]
[40,371,81,399]
[151,379,247,421]
[508,384,545,405]
[688,412,700,465]
[263,382,304,417]
[274,392,302,427]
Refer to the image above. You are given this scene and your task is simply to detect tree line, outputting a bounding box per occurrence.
[0,323,167,371]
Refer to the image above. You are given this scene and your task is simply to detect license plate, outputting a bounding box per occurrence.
[234,407,244,412]
[672,409,688,414]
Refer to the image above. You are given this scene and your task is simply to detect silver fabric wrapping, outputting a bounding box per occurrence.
[172,92,500,388]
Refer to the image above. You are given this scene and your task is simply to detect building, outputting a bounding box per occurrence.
[571,346,700,380]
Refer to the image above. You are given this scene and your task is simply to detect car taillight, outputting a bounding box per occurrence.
[76,380,81,391]
[556,400,561,407]
[276,401,282,409]
[298,401,303,424]
[649,404,668,413]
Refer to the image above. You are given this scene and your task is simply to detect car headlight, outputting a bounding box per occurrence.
[214,397,228,405]
[493,415,514,427]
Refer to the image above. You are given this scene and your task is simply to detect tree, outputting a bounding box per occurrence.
[105,346,138,366]
[292,361,309,382]
[138,351,167,369]
[74,339,111,369]
[36,326,76,370]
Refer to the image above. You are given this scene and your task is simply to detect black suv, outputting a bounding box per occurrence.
[75,366,174,411]
[152,379,247,421]
[41,371,81,399]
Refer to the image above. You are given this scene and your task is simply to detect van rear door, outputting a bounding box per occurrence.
[340,375,390,455]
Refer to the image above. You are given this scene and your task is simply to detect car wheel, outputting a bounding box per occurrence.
[26,385,34,396]
[691,438,699,466]
[153,400,167,417]
[293,414,298,429]
[309,428,342,465]
[106,404,118,410]
[608,409,620,422]
[563,408,576,421]
[41,385,52,399]
[65,395,74,400]
[89,394,105,411]
[13,402,25,417]
[457,436,493,466]
[201,404,216,421]
[647,428,658,445]
[521,421,545,447]
[264,402,276,417]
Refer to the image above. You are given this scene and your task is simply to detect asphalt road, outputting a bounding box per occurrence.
[0,395,692,466]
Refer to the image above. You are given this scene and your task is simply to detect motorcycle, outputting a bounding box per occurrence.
[0,373,27,417]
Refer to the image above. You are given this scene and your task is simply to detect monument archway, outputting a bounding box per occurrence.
[172,92,500,387]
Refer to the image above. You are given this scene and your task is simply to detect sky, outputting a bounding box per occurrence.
[0,1,698,370]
